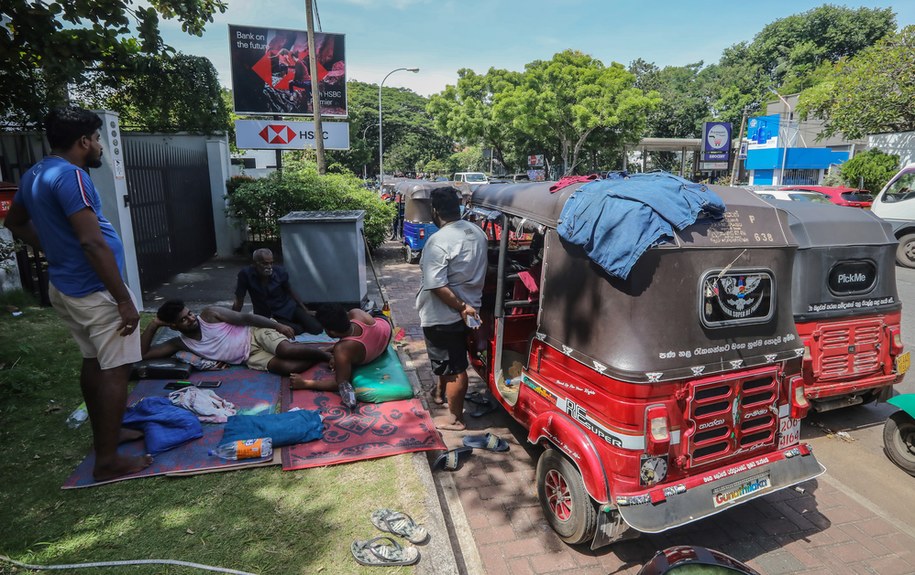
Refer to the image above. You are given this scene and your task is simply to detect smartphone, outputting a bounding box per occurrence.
[165,381,193,391]
[197,380,222,389]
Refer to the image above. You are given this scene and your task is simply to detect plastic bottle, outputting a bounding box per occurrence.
[381,302,391,318]
[209,438,273,460]
[66,402,89,429]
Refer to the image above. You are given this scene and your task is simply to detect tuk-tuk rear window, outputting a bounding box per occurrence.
[828,260,877,295]
[700,270,775,328]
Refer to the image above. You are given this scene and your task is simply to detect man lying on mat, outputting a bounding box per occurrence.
[290,304,392,409]
[141,300,331,376]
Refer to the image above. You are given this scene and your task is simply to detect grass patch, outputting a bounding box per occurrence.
[0,297,427,574]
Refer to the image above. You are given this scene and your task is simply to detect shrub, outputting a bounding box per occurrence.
[226,165,395,248]
[840,148,899,192]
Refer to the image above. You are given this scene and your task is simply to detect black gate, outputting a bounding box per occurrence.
[124,137,216,288]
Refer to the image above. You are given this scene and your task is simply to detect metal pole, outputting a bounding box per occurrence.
[305,0,325,174]
[769,88,792,186]
[378,67,419,187]
[730,110,748,186]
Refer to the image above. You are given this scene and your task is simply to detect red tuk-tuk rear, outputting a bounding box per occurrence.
[467,179,824,548]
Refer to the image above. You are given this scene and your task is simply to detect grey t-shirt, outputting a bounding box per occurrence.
[415,219,488,327]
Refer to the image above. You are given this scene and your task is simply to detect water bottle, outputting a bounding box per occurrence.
[66,402,88,429]
[209,438,273,460]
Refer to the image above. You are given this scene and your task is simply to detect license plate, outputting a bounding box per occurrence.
[712,472,772,507]
[897,351,911,375]
[778,416,801,449]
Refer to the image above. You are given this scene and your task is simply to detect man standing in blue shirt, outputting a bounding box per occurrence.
[232,248,322,335]
[5,107,152,481]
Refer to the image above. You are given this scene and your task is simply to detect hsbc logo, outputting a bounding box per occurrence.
[259,125,297,145]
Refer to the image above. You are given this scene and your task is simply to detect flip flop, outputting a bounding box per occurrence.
[464,391,490,405]
[371,509,429,544]
[469,399,497,418]
[462,433,510,452]
[351,536,419,566]
[433,446,473,471]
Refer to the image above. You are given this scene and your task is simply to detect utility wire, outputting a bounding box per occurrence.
[0,554,258,575]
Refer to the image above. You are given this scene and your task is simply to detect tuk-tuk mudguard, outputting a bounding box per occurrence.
[527,410,611,503]
[887,394,915,416]
[614,445,825,533]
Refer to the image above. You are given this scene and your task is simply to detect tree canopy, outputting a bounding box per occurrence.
[0,0,227,125]
[798,25,915,139]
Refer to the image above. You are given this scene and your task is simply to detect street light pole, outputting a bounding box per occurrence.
[378,67,419,186]
[768,87,792,186]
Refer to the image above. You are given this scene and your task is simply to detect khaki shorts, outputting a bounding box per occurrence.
[49,285,142,370]
[246,327,288,371]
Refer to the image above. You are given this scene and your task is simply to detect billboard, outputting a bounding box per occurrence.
[229,24,346,117]
[235,120,350,150]
[746,114,780,150]
[703,121,731,162]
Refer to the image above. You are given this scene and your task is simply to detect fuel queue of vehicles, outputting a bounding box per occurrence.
[771,199,908,411]
[463,175,825,549]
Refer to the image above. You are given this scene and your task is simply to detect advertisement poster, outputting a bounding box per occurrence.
[746,114,780,150]
[703,122,731,162]
[235,120,350,150]
[229,24,346,117]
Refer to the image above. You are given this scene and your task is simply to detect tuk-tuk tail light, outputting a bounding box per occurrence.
[646,406,670,455]
[789,376,810,420]
[419,228,426,239]
[889,328,903,355]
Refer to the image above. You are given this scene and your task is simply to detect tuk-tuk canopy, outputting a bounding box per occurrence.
[396,180,472,222]
[768,199,900,321]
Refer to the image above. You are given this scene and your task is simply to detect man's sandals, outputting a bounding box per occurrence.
[351,509,427,566]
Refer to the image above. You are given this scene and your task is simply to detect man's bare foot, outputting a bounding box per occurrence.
[436,420,466,432]
[93,454,153,482]
[118,428,144,443]
[290,373,314,390]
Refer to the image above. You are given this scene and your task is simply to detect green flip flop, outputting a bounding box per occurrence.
[371,509,429,544]
[351,536,420,566]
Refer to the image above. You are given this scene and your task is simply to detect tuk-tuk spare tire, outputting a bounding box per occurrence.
[536,448,598,545]
[896,233,915,268]
[883,410,915,476]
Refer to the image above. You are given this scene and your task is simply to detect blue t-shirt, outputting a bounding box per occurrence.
[14,156,126,297]
[235,264,298,320]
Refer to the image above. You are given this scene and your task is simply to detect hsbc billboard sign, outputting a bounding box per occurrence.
[235,120,350,150]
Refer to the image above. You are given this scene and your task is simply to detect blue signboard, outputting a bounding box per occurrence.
[746,114,780,150]
[703,122,732,162]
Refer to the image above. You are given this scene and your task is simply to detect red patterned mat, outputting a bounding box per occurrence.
[281,376,445,471]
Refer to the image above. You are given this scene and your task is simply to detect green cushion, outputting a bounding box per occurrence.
[352,346,414,403]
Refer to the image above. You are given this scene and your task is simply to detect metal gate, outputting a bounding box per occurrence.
[123,135,216,288]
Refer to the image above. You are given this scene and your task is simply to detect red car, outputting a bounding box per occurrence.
[781,186,873,208]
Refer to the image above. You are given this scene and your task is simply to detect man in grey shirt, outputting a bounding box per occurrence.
[415,187,488,431]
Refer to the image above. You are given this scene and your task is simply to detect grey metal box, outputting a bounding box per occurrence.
[278,210,366,304]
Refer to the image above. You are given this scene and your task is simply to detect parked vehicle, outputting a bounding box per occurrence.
[781,186,873,209]
[396,179,471,264]
[884,394,915,477]
[638,545,761,575]
[753,189,832,204]
[771,199,907,411]
[871,163,915,268]
[452,172,489,185]
[465,181,824,549]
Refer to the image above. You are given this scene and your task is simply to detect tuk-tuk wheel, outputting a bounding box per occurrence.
[536,449,598,545]
[884,411,915,477]
[405,248,420,264]
[897,233,915,268]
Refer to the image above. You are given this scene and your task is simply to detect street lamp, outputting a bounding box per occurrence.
[768,87,793,185]
[361,123,377,180]
[379,67,419,186]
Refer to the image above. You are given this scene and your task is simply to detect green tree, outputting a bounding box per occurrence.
[0,0,227,124]
[798,25,915,139]
[839,148,899,192]
[493,50,660,175]
[73,53,230,133]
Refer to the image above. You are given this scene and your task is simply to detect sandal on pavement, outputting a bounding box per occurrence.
[433,446,473,471]
[469,399,497,418]
[464,391,490,405]
[462,432,510,452]
[371,509,429,544]
[351,536,420,566]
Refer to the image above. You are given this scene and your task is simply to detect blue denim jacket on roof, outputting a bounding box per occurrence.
[556,172,726,280]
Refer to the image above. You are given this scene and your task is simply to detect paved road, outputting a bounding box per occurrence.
[374,241,915,575]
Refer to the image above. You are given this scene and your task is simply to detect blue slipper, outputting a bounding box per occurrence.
[462,433,509,452]
[433,446,473,471]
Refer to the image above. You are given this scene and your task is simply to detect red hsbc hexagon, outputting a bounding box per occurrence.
[258,125,297,144]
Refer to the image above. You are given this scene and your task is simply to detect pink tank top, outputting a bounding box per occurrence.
[341,318,391,363]
[180,318,251,365]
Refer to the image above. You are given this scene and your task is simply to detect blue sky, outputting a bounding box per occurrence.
[159,0,915,96]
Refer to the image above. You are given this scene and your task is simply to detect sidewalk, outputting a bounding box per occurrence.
[372,240,915,575]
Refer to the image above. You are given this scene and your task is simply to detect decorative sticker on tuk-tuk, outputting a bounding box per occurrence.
[700,270,775,328]
[827,261,877,295]
[807,296,895,314]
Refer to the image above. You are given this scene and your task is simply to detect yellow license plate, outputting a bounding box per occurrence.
[897,351,911,375]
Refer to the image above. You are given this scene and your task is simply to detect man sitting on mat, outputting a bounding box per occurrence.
[290,304,392,408]
[141,300,331,376]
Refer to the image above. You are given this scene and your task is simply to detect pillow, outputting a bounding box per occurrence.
[352,346,414,403]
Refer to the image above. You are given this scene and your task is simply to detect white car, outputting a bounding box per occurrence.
[452,172,489,184]
[753,189,832,204]
[872,163,915,267]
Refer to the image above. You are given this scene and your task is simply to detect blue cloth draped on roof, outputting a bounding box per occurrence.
[556,172,727,280]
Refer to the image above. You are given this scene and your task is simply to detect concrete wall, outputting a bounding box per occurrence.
[868,131,915,166]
